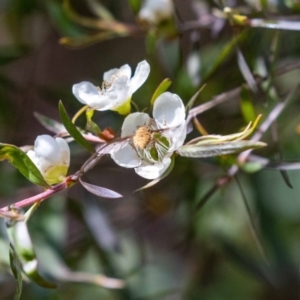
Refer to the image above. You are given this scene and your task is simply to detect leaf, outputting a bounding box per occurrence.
[279,170,293,189]
[58,100,94,153]
[185,85,206,114]
[177,140,267,158]
[250,19,300,31]
[129,0,142,14]
[0,143,50,189]
[150,78,172,105]
[186,115,262,145]
[0,46,28,66]
[240,85,256,123]
[237,49,257,93]
[34,112,66,134]
[86,0,115,21]
[46,1,86,37]
[79,178,123,198]
[9,244,23,300]
[6,219,57,289]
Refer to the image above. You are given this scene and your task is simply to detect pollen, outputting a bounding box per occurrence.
[133,126,152,150]
[98,75,119,94]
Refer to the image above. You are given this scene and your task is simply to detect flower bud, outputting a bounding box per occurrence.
[27,135,70,185]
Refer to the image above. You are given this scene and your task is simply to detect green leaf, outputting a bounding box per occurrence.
[177,140,267,158]
[185,85,206,114]
[7,218,57,289]
[86,0,115,21]
[146,29,157,55]
[150,78,172,105]
[46,1,86,37]
[0,144,50,188]
[34,112,66,134]
[250,19,300,31]
[240,85,256,123]
[58,101,94,153]
[9,244,23,300]
[79,178,122,198]
[129,0,142,14]
[0,46,28,66]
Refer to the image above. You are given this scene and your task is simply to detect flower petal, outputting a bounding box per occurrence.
[168,123,187,152]
[135,157,171,179]
[121,112,151,137]
[153,92,185,128]
[111,144,140,168]
[55,137,70,166]
[72,82,101,107]
[129,60,150,95]
[96,76,130,111]
[34,135,60,164]
[103,64,131,81]
[118,64,132,78]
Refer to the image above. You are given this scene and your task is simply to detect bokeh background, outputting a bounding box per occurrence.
[1,0,300,299]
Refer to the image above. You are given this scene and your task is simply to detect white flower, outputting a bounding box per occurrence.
[138,0,173,25]
[72,60,150,115]
[27,135,70,185]
[110,92,186,179]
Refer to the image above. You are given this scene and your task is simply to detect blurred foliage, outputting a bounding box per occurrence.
[1,0,300,299]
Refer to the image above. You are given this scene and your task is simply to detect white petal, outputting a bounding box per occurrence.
[103,65,131,81]
[139,0,173,24]
[34,135,60,164]
[96,76,130,111]
[72,82,101,107]
[103,68,119,81]
[111,144,140,168]
[168,123,187,152]
[27,150,39,167]
[55,137,70,167]
[129,60,150,95]
[153,92,185,128]
[121,112,151,137]
[135,157,171,179]
[118,64,132,78]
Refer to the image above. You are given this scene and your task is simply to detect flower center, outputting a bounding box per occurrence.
[133,125,170,163]
[133,126,152,150]
[97,74,125,95]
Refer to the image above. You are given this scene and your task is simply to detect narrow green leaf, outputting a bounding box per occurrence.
[185,85,206,114]
[260,0,268,9]
[129,0,142,14]
[0,144,50,188]
[34,112,66,134]
[240,85,256,123]
[202,30,247,81]
[150,78,172,105]
[58,100,94,153]
[79,178,122,198]
[146,30,157,55]
[177,140,267,158]
[9,244,23,300]
[7,219,57,289]
[86,0,115,21]
[250,19,300,31]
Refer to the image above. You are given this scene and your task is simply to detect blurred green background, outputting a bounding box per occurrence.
[1,0,300,299]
